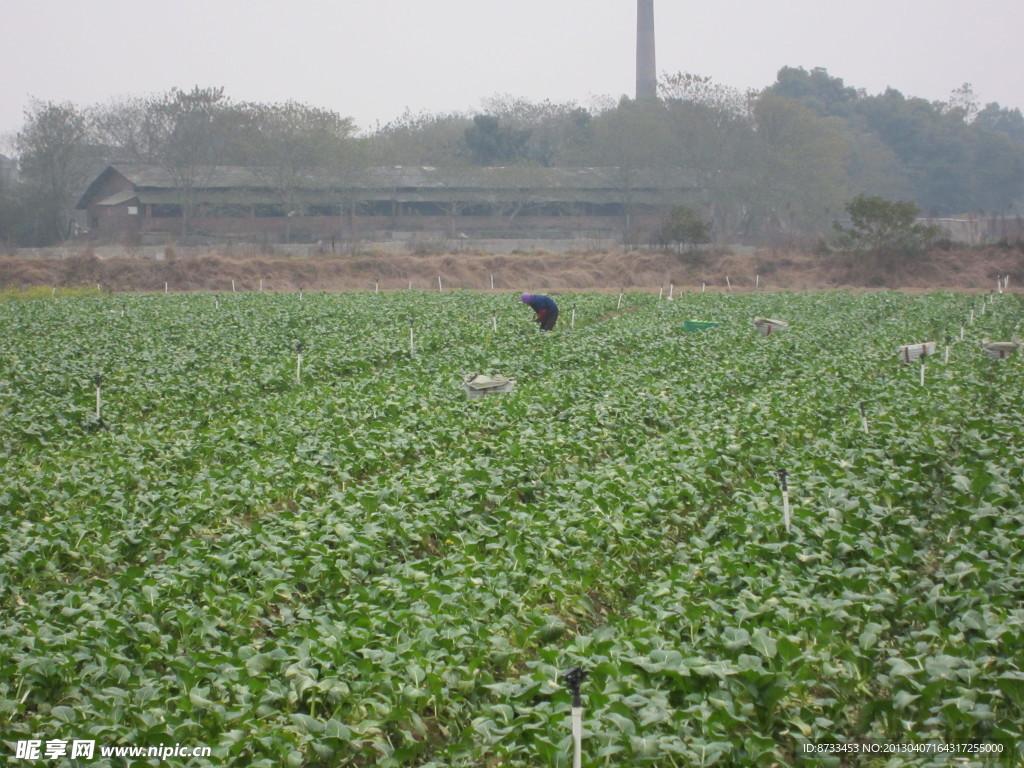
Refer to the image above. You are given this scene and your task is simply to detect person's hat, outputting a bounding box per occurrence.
[520,293,534,303]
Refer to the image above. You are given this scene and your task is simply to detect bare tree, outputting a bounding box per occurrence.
[91,95,165,163]
[16,99,94,243]
[242,101,355,241]
[145,86,232,236]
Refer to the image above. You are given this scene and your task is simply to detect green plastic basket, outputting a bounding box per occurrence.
[684,320,719,332]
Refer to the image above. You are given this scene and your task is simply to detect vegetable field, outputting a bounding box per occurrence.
[1,289,1022,767]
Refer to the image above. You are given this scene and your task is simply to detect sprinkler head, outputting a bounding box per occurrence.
[562,666,588,692]
[562,666,588,707]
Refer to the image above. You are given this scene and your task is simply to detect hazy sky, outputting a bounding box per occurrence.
[2,0,1022,143]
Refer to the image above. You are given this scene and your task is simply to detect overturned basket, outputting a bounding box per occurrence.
[753,317,789,336]
[897,342,936,363]
[982,338,1022,360]
[463,373,517,399]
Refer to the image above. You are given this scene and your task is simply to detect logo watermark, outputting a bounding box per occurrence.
[13,739,212,761]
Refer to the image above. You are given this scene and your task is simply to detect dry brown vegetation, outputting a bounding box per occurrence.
[1,245,1022,294]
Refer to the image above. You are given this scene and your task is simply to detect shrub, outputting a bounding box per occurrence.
[833,195,939,270]
[658,206,712,253]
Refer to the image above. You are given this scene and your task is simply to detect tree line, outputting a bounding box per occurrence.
[2,67,1023,248]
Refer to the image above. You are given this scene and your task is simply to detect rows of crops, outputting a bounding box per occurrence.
[1,289,1022,767]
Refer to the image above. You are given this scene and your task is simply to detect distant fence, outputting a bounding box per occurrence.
[6,236,624,260]
[924,214,1024,245]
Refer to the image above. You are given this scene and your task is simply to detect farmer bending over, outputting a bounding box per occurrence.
[520,293,559,331]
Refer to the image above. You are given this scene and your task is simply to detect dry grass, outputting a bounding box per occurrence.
[0,246,1021,294]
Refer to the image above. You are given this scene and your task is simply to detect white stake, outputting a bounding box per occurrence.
[95,383,102,421]
[998,276,1003,294]
[572,707,583,768]
[408,281,412,291]
[659,285,664,300]
[669,283,674,300]
[726,275,732,292]
[492,312,497,332]
[164,282,168,294]
[563,668,587,768]
[756,274,760,289]
[296,353,303,384]
[375,281,379,294]
[702,282,706,294]
[438,275,443,292]
[945,344,950,364]
[232,279,236,294]
[960,326,964,341]
[490,274,494,290]
[969,309,974,324]
[859,402,869,434]
[409,318,415,357]
[617,290,623,310]
[778,470,792,534]
[920,360,926,387]
[571,308,576,329]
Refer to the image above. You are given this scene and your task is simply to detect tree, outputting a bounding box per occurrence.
[146,86,233,235]
[0,161,33,247]
[476,94,594,166]
[974,103,1024,149]
[242,101,355,240]
[585,99,676,240]
[767,66,862,118]
[464,114,531,165]
[658,205,711,251]
[366,109,470,166]
[91,95,165,164]
[856,88,1019,214]
[833,194,938,269]
[16,99,95,244]
[943,83,979,123]
[660,72,752,118]
[745,94,850,240]
[964,128,1024,213]
[659,72,756,240]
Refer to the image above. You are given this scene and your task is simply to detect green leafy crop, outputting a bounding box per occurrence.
[0,289,1021,766]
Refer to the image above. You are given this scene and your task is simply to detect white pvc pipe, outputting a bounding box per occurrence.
[571,707,582,768]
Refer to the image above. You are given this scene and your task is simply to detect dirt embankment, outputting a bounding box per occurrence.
[1,246,1022,294]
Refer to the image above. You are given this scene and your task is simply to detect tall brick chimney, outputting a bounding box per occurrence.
[636,0,657,100]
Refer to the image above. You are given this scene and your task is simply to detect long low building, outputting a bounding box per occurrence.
[76,163,702,243]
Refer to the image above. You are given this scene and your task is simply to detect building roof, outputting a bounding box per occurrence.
[95,190,140,206]
[78,163,699,210]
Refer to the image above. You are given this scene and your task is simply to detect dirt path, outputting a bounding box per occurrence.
[1,247,1021,293]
